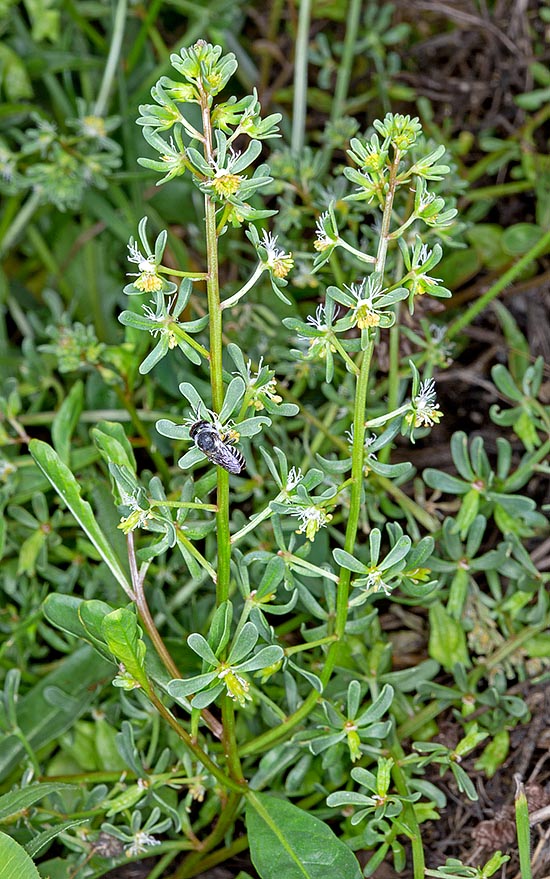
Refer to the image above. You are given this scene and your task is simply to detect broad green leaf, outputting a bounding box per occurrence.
[428,602,470,671]
[0,783,75,823]
[29,440,133,598]
[52,381,83,464]
[101,608,150,692]
[0,831,41,879]
[25,820,86,858]
[0,646,110,782]
[92,421,137,471]
[42,595,112,661]
[333,549,366,574]
[246,792,362,879]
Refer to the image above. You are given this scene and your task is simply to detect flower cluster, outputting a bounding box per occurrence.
[168,612,284,709]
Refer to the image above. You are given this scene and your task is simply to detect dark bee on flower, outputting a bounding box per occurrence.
[189,420,246,475]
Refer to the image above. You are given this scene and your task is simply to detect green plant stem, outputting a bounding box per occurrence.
[280,551,339,583]
[199,83,231,605]
[334,338,375,633]
[94,0,127,116]
[171,324,210,360]
[127,533,223,740]
[291,0,311,154]
[462,180,533,202]
[175,834,249,879]
[149,499,217,511]
[230,502,276,543]
[148,691,245,794]
[148,851,180,879]
[241,156,408,758]
[337,236,377,263]
[285,635,337,656]
[0,190,42,257]
[221,263,263,309]
[389,740,425,879]
[331,0,363,123]
[126,0,163,73]
[19,408,168,425]
[331,336,361,375]
[221,696,245,782]
[176,531,217,582]
[157,264,208,279]
[447,228,550,340]
[168,792,244,879]
[127,532,179,678]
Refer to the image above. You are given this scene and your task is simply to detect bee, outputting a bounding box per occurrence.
[189,419,246,475]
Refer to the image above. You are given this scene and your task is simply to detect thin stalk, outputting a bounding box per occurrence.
[198,83,231,605]
[447,228,550,340]
[230,500,276,543]
[337,236,377,263]
[157,265,208,279]
[149,499,217,511]
[126,0,164,74]
[241,154,405,758]
[389,740,425,879]
[221,696,245,783]
[291,0,311,154]
[148,851,180,879]
[19,408,167,425]
[168,792,244,879]
[148,691,245,794]
[280,551,340,583]
[128,532,181,679]
[0,190,42,257]
[176,531,217,582]
[171,324,210,360]
[331,336,361,375]
[221,263,263,309]
[334,338,375,636]
[127,533,223,740]
[94,0,127,116]
[285,635,337,656]
[331,0,363,123]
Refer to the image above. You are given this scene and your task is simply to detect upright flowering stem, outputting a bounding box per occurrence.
[198,84,231,606]
[334,153,400,637]
[334,337,375,638]
[198,81,244,787]
[240,147,405,760]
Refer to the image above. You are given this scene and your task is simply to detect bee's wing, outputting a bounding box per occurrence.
[206,437,246,474]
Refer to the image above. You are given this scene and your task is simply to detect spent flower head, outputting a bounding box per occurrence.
[260,230,294,279]
[291,504,333,542]
[406,378,443,431]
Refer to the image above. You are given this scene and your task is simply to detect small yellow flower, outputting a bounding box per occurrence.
[219,667,252,706]
[212,172,243,197]
[134,272,164,293]
[224,426,240,443]
[313,237,332,253]
[413,407,443,428]
[82,115,107,138]
[118,509,151,533]
[272,253,294,279]
[293,506,333,542]
[354,302,381,329]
